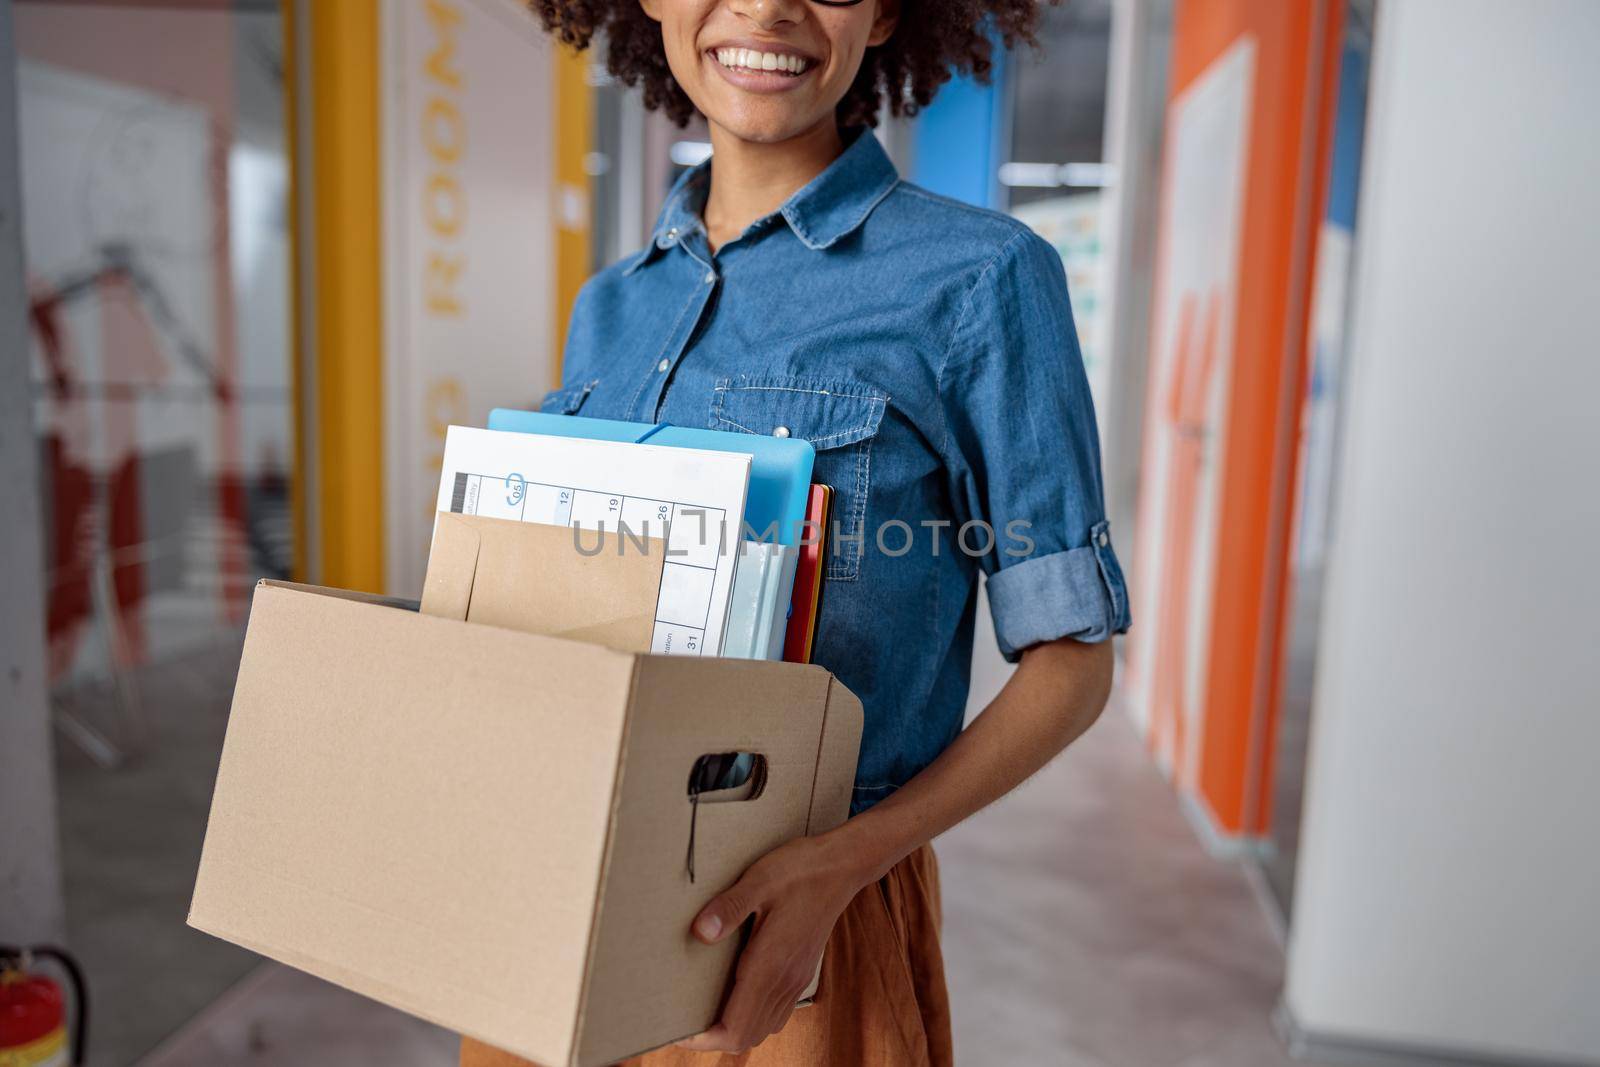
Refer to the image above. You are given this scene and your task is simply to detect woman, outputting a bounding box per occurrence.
[466,0,1131,1061]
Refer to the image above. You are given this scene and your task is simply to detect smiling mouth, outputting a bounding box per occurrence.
[711,47,813,76]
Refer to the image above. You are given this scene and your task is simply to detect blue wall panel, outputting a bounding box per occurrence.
[908,52,1009,210]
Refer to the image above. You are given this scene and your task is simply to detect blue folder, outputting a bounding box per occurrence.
[486,409,816,546]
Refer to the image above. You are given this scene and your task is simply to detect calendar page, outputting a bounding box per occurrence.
[434,426,751,657]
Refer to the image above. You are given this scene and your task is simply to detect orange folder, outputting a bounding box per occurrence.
[782,484,832,663]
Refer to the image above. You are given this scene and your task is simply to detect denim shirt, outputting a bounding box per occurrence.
[550,129,1131,813]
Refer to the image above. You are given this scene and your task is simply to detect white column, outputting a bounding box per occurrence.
[0,0,66,945]
[1283,1,1600,1061]
[1097,0,1171,560]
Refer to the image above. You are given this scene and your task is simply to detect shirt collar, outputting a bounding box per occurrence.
[625,128,899,275]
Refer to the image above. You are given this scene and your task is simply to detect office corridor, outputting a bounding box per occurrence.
[939,700,1300,1066]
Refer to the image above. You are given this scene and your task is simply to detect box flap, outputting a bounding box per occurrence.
[189,581,639,1067]
[421,512,664,652]
[419,517,480,621]
[258,578,420,613]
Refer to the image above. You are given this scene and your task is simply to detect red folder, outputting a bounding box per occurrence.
[783,484,832,663]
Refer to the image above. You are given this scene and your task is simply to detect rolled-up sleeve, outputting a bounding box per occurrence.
[939,229,1132,661]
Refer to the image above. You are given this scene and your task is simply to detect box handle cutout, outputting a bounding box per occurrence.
[686,753,768,882]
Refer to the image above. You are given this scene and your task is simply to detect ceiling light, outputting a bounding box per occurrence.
[996,161,1118,189]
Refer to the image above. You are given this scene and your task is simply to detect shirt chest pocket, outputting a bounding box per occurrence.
[710,375,887,581]
[539,379,598,415]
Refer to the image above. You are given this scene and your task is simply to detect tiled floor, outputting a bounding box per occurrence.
[136,964,458,1067]
[131,693,1310,1067]
[54,631,263,1067]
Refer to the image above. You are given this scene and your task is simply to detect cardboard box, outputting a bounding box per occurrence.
[189,524,862,1066]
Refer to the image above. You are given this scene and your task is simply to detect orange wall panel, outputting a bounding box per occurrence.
[1130,0,1344,840]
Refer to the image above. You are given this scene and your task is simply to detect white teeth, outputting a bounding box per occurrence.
[713,47,808,75]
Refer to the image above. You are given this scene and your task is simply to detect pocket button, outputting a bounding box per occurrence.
[773,426,790,439]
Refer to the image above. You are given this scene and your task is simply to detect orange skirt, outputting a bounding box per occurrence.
[460,844,952,1067]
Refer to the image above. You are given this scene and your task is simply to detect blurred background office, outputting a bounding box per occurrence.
[2,0,1596,1065]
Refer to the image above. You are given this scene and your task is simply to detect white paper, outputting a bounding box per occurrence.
[435,426,751,656]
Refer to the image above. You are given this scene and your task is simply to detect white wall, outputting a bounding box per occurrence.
[380,0,554,596]
[1284,1,1600,1062]
[1099,0,1171,563]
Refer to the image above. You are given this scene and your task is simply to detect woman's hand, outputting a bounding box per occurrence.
[677,637,1113,1054]
[676,831,871,1054]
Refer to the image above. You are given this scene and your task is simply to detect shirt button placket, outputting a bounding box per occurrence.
[646,257,720,421]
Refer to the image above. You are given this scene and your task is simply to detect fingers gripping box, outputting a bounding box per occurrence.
[188,518,862,1067]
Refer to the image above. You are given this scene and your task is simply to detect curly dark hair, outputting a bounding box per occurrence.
[530,0,1045,128]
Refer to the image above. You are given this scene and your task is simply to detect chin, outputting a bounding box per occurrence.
[704,98,829,145]
[721,121,806,144]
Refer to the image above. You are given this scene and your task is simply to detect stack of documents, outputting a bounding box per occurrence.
[487,410,816,546]
[435,426,751,657]
[433,416,836,664]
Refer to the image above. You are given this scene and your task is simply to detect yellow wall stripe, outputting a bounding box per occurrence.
[306,0,385,592]
[283,0,307,583]
[552,44,592,386]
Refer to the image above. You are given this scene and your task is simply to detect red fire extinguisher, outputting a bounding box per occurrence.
[0,946,86,1067]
